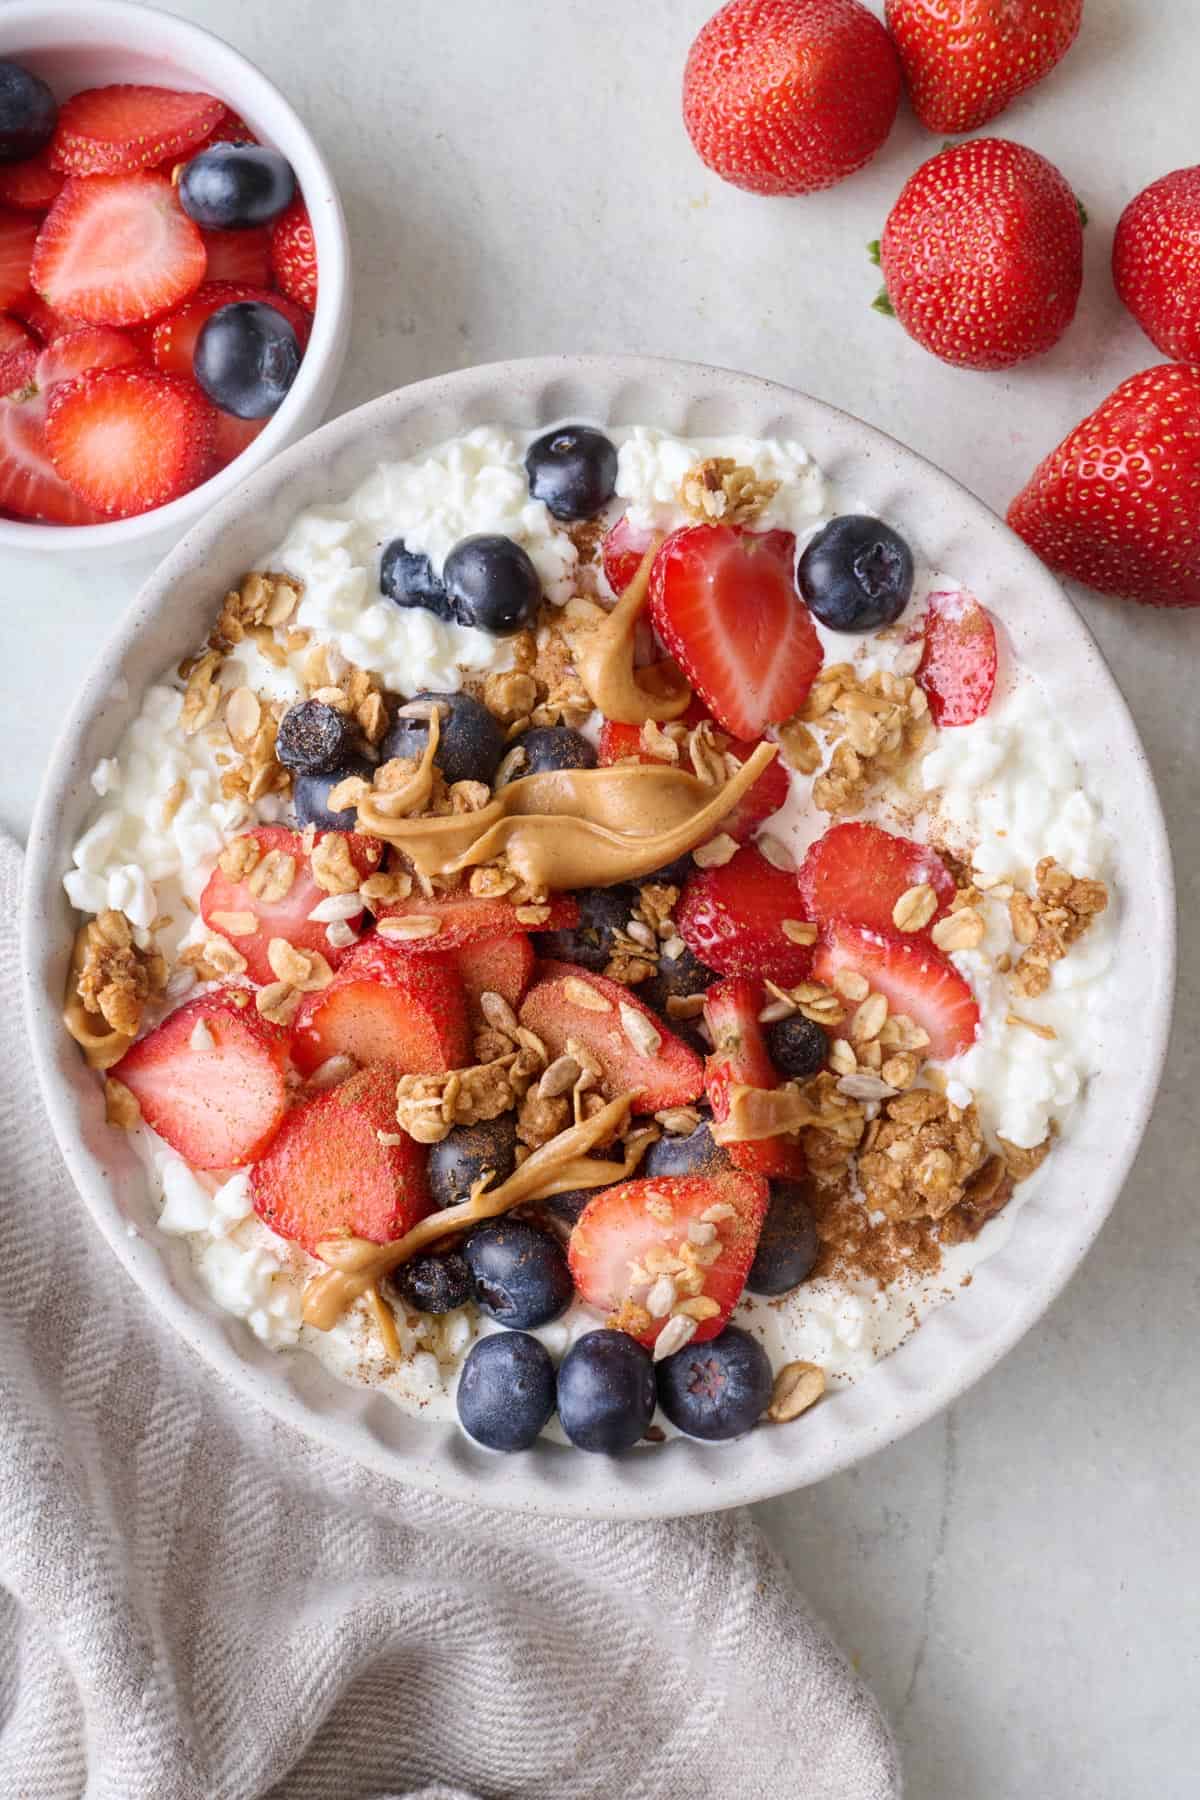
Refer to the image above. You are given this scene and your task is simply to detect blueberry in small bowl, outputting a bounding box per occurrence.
[798,515,914,632]
[178,141,296,229]
[194,300,302,420]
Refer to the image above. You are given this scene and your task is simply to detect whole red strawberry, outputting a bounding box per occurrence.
[1113,166,1200,364]
[885,0,1083,135]
[682,0,901,197]
[1008,364,1200,609]
[878,139,1083,370]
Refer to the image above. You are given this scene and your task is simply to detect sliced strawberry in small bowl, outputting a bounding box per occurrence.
[677,845,814,983]
[650,523,824,739]
[208,407,266,472]
[370,889,578,954]
[269,194,317,311]
[568,1170,769,1349]
[0,209,39,312]
[812,922,980,1062]
[290,939,472,1078]
[199,226,272,287]
[200,825,383,987]
[0,154,64,214]
[601,510,657,594]
[150,281,310,379]
[32,172,207,329]
[519,962,705,1113]
[704,977,808,1181]
[48,85,226,177]
[113,988,290,1170]
[916,589,998,726]
[250,1065,432,1257]
[45,367,215,519]
[798,821,956,940]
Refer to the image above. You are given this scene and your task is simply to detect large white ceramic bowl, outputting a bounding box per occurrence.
[0,0,351,563]
[22,355,1176,1518]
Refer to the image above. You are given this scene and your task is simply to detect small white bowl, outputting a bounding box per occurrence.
[0,0,350,563]
[22,355,1176,1518]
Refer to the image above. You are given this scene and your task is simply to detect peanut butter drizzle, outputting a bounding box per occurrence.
[368,705,441,818]
[302,1091,639,1333]
[710,1082,819,1143]
[561,539,691,725]
[355,741,777,892]
[62,927,135,1071]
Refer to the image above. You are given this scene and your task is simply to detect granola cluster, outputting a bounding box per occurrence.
[777,660,931,813]
[1008,858,1109,999]
[480,618,592,741]
[677,457,779,526]
[72,909,168,1040]
[858,1089,987,1223]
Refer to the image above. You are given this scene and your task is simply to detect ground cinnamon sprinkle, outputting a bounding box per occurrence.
[806,1176,945,1288]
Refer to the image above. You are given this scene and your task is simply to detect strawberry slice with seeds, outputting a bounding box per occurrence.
[602,511,657,594]
[11,290,81,342]
[32,172,207,327]
[0,343,36,397]
[371,890,578,954]
[650,524,823,738]
[598,707,789,844]
[0,314,33,357]
[0,210,39,312]
[916,589,998,726]
[677,844,814,982]
[520,961,705,1112]
[45,367,215,518]
[0,154,64,214]
[455,933,535,1024]
[568,1171,769,1349]
[209,406,266,471]
[269,194,317,310]
[48,85,225,176]
[704,977,808,1181]
[190,109,258,154]
[150,281,310,378]
[291,939,471,1078]
[812,922,980,1062]
[113,989,289,1170]
[199,225,272,287]
[200,825,383,987]
[0,324,137,523]
[798,822,956,941]
[250,1065,431,1257]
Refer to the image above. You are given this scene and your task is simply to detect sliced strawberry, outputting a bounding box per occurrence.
[49,85,225,177]
[0,355,107,524]
[0,314,33,357]
[209,405,266,471]
[192,109,257,153]
[200,825,383,987]
[113,989,289,1170]
[568,1171,769,1348]
[0,344,36,397]
[0,210,39,312]
[270,194,317,311]
[32,172,207,327]
[371,889,578,954]
[455,933,535,1023]
[798,822,956,941]
[602,511,657,594]
[677,845,814,983]
[916,589,998,726]
[199,225,272,287]
[11,290,81,342]
[597,706,789,844]
[37,325,145,386]
[0,154,64,214]
[291,939,471,1078]
[519,962,705,1113]
[703,977,808,1181]
[812,923,980,1062]
[45,367,214,519]
[650,524,823,739]
[250,1065,431,1257]
[150,281,310,378]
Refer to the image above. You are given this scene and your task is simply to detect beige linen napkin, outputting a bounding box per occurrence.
[0,837,900,1800]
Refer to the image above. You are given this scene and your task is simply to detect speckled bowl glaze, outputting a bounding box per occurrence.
[22,355,1175,1518]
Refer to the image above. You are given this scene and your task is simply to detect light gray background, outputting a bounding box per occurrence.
[6,3,1196,1794]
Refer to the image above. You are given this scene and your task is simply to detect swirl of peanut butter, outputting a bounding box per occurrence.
[355,740,776,891]
[560,539,691,726]
[303,1091,640,1332]
[710,1082,819,1143]
[62,927,135,1071]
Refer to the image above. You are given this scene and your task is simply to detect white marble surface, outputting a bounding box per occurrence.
[6,1,1198,1792]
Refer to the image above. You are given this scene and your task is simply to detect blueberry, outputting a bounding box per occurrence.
[514,726,597,777]
[642,1116,732,1181]
[642,853,694,887]
[457,1331,557,1452]
[293,755,374,830]
[443,534,541,637]
[656,1325,773,1441]
[463,1219,573,1330]
[531,884,637,972]
[379,539,453,622]
[746,1181,820,1296]
[194,300,300,420]
[640,943,714,1014]
[393,1249,475,1314]
[798,515,915,633]
[525,425,618,521]
[178,142,296,228]
[275,700,354,774]
[765,1013,828,1080]
[0,63,57,161]
[427,1116,519,1211]
[557,1329,656,1453]
[380,692,505,788]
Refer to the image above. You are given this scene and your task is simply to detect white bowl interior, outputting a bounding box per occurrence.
[22,354,1176,1517]
[0,0,350,560]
